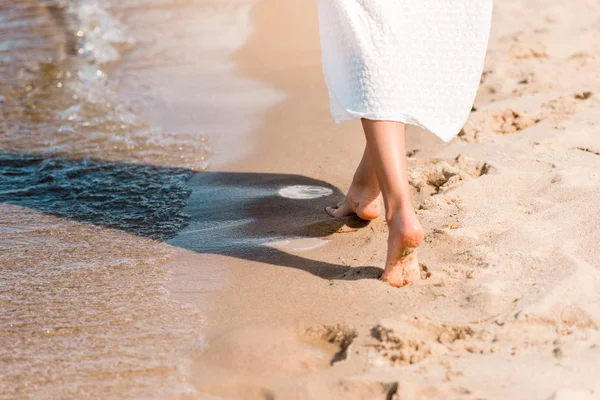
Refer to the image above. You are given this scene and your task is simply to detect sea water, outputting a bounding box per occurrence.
[0,0,281,398]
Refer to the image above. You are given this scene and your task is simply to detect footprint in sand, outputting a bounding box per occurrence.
[459,91,593,142]
[370,316,495,367]
[194,324,357,399]
[408,155,495,205]
[195,324,357,380]
[459,108,539,142]
[336,379,398,400]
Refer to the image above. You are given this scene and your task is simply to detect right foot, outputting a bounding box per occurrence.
[325,183,382,220]
[380,212,425,287]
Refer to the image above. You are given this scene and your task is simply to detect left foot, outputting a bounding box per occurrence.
[380,212,424,287]
[326,182,382,220]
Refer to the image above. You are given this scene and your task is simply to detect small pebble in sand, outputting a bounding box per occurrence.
[335,227,358,233]
[553,346,564,359]
[420,264,432,279]
[574,91,592,100]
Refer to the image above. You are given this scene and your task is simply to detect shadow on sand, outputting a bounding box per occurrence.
[0,152,383,281]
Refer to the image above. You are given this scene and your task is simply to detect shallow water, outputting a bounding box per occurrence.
[0,0,279,398]
[0,0,211,168]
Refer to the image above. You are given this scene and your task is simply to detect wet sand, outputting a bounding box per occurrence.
[169,0,600,398]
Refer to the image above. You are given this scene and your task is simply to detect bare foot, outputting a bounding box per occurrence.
[325,183,382,220]
[380,213,424,287]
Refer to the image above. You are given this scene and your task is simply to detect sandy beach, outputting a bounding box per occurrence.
[169,0,600,398]
[2,0,600,398]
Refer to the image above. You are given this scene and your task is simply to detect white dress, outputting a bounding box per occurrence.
[316,0,493,142]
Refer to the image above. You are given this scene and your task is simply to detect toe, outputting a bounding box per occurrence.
[325,206,337,217]
[325,202,345,217]
[330,202,353,218]
[326,205,344,217]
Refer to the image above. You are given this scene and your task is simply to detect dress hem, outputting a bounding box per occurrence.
[331,111,458,143]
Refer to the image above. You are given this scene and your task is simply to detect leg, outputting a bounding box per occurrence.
[361,119,424,287]
[326,145,382,220]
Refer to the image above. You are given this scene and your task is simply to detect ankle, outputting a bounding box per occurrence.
[350,174,379,196]
[389,223,424,250]
[385,206,423,239]
[384,204,416,224]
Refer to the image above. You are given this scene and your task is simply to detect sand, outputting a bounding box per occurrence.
[168,0,600,398]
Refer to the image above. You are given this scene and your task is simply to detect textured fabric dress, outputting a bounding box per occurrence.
[316,1,493,142]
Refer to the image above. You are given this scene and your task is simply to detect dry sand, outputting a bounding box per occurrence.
[169,0,600,398]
